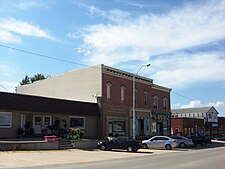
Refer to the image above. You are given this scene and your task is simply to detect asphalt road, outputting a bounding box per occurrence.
[18,145,225,169]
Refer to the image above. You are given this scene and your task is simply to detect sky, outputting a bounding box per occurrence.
[0,0,225,116]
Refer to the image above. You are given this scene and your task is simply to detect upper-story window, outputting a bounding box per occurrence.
[153,95,158,109]
[106,82,112,99]
[163,97,168,110]
[144,91,148,106]
[120,85,126,102]
[208,113,212,119]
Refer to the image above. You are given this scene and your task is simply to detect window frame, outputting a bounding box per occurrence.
[106,82,112,99]
[43,115,52,126]
[120,85,126,102]
[0,112,12,128]
[69,116,85,129]
[153,95,158,109]
[163,97,168,110]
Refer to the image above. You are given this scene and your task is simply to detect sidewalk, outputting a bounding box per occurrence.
[0,149,178,168]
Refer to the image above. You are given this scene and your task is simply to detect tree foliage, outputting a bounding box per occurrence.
[20,73,50,86]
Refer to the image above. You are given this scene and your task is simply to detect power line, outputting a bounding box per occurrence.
[0,84,10,92]
[0,44,205,104]
[172,91,195,101]
[0,44,96,68]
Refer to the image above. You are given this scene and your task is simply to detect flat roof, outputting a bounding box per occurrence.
[0,92,100,116]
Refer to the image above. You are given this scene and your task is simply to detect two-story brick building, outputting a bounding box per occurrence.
[17,64,171,139]
[172,107,219,137]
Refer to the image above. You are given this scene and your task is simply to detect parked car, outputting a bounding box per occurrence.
[142,136,177,150]
[187,135,212,147]
[97,137,141,152]
[170,136,194,148]
[214,136,225,141]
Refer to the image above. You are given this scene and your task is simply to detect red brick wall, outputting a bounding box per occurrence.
[102,73,170,110]
[101,73,171,137]
[171,118,204,136]
[151,88,171,112]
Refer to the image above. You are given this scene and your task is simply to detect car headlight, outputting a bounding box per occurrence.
[98,142,102,145]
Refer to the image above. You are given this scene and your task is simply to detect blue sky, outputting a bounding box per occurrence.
[0,0,225,116]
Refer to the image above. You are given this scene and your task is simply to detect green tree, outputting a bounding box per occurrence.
[19,74,30,85]
[19,73,50,86]
[30,73,49,83]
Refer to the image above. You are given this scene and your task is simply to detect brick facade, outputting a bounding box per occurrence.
[218,117,225,136]
[171,118,204,136]
[102,68,171,138]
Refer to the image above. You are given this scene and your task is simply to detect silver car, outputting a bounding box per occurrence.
[142,136,178,150]
[170,136,194,148]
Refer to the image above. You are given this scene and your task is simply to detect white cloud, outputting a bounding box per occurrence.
[0,29,21,44]
[15,0,45,10]
[79,4,131,23]
[81,0,225,67]
[206,101,225,108]
[0,18,55,44]
[0,81,18,92]
[151,51,225,88]
[0,64,19,76]
[181,100,203,108]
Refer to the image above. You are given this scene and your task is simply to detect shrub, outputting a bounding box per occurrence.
[69,128,84,141]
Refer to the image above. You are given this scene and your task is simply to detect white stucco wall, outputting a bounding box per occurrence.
[17,65,102,103]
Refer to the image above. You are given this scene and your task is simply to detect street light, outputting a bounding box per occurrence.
[133,64,151,139]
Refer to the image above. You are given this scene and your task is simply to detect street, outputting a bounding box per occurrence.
[15,143,225,169]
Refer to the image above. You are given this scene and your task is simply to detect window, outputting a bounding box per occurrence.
[153,95,158,109]
[113,121,125,132]
[106,82,112,99]
[34,116,41,125]
[120,85,126,102]
[0,112,12,128]
[184,128,188,134]
[69,116,85,129]
[43,116,52,126]
[163,97,168,110]
[208,114,212,119]
[144,91,148,106]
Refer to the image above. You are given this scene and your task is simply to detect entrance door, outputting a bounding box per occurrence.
[157,122,163,135]
[33,115,42,134]
[138,119,144,136]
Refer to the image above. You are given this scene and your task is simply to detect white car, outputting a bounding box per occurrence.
[142,136,178,150]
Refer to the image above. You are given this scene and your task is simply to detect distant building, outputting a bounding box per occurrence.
[17,64,172,138]
[171,118,204,136]
[218,117,225,136]
[172,107,219,137]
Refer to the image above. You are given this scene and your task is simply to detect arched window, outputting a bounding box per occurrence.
[120,85,126,102]
[106,82,112,99]
[163,97,168,110]
[144,91,148,106]
[153,95,158,109]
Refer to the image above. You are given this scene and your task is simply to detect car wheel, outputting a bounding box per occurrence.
[165,144,172,150]
[142,143,148,149]
[100,144,107,151]
[180,142,186,148]
[127,146,134,152]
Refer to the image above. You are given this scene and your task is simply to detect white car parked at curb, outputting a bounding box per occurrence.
[142,136,178,150]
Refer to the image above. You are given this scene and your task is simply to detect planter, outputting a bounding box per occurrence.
[44,136,59,142]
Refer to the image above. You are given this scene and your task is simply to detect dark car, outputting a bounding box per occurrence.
[187,135,212,146]
[97,137,141,152]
